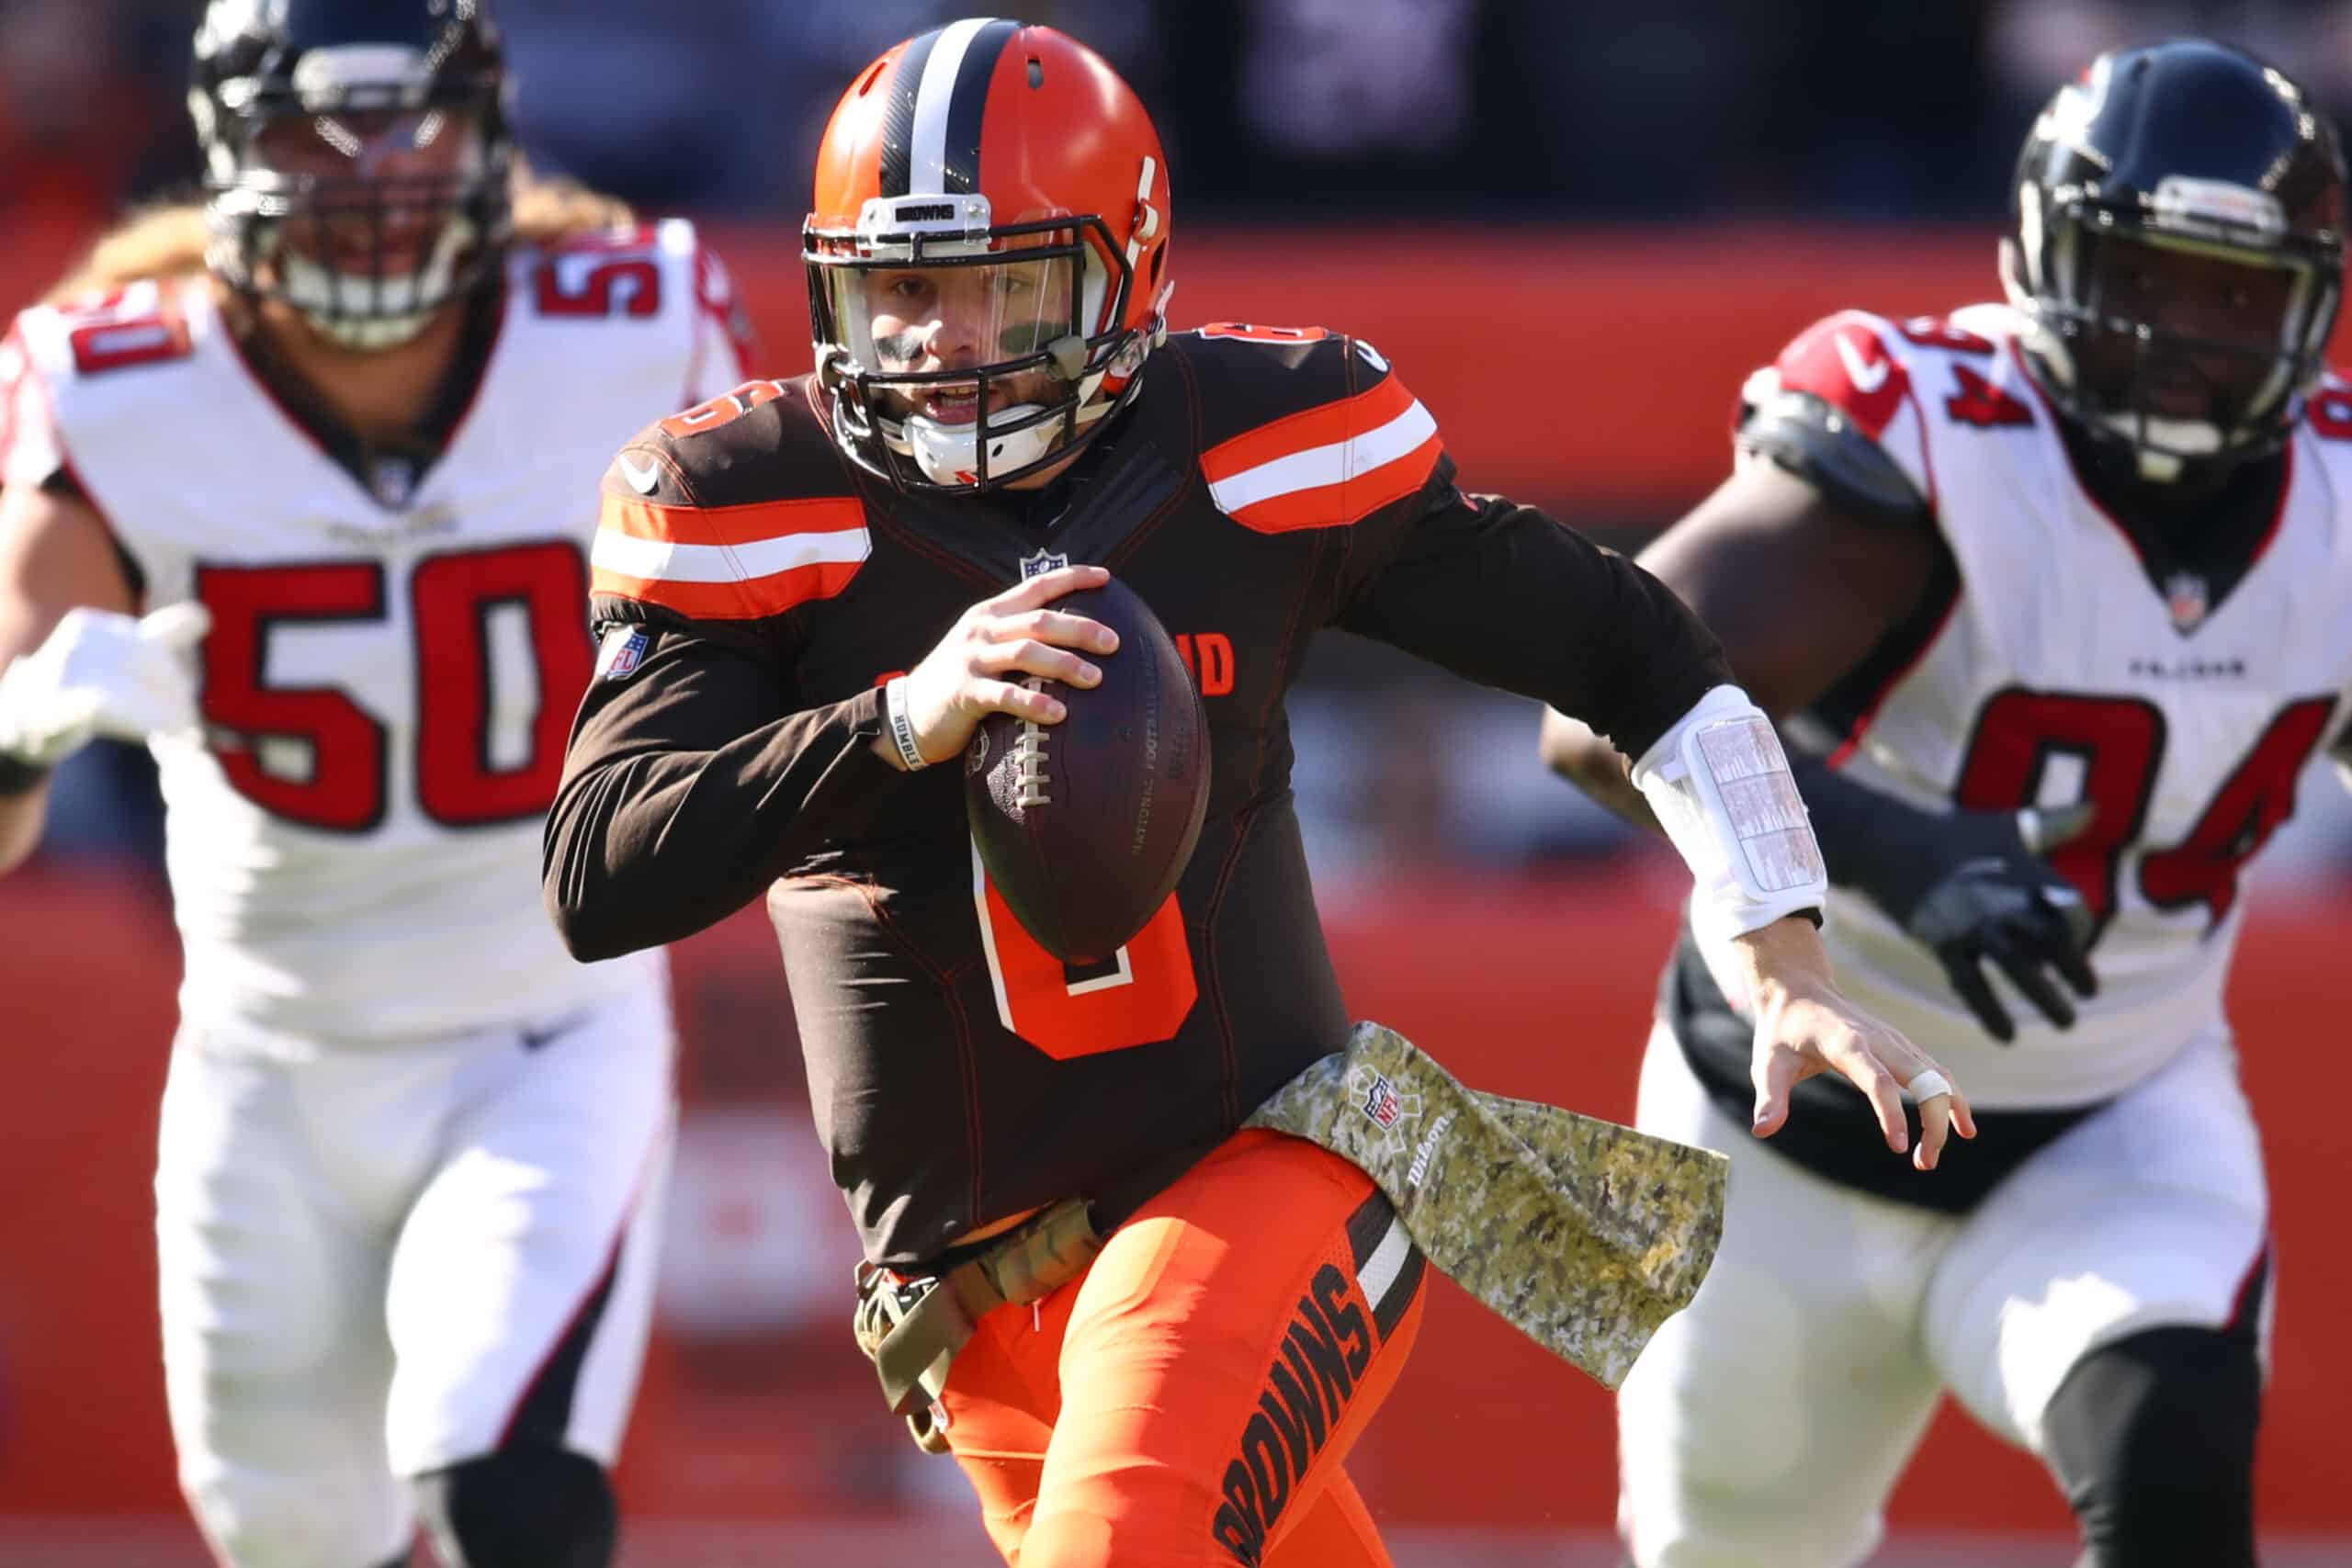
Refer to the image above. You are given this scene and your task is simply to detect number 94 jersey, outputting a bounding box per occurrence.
[0,220,752,1045]
[1735,300,2352,1106]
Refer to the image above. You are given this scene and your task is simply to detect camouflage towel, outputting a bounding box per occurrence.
[1244,1021,1728,1389]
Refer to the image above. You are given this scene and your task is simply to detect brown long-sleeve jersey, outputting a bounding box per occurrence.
[545,325,1731,1265]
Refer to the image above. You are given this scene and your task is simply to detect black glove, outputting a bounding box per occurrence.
[1871,803,2099,1042]
[1789,750,2098,1043]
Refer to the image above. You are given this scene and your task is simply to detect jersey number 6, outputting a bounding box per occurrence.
[971,843,1198,1058]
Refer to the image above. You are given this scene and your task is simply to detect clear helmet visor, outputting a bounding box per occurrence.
[804,206,1152,490]
[237,104,490,198]
[820,249,1084,420]
[816,244,1104,485]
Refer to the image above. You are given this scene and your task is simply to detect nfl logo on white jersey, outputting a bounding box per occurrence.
[2165,570,2210,633]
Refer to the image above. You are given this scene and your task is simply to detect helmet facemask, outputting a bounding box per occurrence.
[2005,177,2343,481]
[806,197,1159,491]
[195,51,513,352]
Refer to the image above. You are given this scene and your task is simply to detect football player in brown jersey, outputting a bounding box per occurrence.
[545,19,1969,1568]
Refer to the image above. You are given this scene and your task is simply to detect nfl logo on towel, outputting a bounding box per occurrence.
[596,625,650,680]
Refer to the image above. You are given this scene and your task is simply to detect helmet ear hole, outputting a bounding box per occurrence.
[1149,244,1165,288]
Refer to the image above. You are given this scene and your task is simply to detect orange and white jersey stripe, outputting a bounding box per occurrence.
[1200,360,1444,533]
[591,491,870,620]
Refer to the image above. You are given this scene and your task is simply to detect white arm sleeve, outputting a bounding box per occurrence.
[1630,683,1827,944]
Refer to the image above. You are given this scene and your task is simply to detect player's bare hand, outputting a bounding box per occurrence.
[885,564,1120,766]
[1733,916,1977,1171]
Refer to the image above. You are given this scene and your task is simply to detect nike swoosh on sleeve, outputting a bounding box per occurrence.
[1832,330,1891,395]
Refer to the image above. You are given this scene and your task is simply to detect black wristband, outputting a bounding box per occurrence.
[1787,749,1955,919]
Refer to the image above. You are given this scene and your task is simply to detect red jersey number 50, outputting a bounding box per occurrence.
[196,542,593,833]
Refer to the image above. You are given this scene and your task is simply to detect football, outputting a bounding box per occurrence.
[965,576,1211,964]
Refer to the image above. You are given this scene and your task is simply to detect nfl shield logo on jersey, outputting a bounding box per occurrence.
[1020,548,1070,581]
[595,625,650,680]
[368,457,416,510]
[2165,571,2210,633]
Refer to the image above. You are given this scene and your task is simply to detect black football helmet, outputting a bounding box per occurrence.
[190,0,515,349]
[2001,39,2347,477]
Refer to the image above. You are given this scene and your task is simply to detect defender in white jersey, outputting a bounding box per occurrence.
[1542,39,2348,1568]
[0,4,752,1565]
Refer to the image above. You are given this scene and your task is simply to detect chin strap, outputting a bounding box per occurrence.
[900,401,1059,486]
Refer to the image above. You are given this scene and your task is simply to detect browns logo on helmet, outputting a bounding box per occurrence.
[802,19,1173,491]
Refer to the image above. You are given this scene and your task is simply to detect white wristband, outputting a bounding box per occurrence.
[1631,684,1828,942]
[883,677,928,772]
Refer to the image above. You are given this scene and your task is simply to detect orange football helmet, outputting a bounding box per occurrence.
[804,19,1172,491]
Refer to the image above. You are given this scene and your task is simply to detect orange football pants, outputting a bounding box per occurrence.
[936,1128,1430,1568]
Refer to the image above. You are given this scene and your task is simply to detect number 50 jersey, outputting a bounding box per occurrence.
[1724,301,2352,1108]
[0,220,752,1047]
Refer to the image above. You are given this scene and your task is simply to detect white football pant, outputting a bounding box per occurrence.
[154,986,674,1568]
[1615,1018,2271,1568]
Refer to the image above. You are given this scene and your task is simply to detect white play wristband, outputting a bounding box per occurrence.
[883,677,929,772]
[1631,684,1828,942]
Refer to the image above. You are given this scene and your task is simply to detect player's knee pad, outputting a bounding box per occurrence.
[2041,1325,2259,1568]
[412,1443,616,1568]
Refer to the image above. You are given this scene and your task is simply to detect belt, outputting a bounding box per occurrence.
[852,1195,1103,1453]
